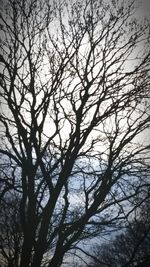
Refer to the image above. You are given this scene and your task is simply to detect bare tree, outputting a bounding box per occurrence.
[0,0,150,266]
[88,192,150,267]
[0,193,22,267]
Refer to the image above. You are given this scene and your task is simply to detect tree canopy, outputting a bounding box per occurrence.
[0,0,150,266]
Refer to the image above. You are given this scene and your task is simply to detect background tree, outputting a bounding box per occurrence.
[0,193,22,267]
[88,190,150,267]
[0,0,150,267]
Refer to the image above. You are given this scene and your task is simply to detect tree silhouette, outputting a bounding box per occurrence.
[0,193,22,267]
[0,0,150,266]
[88,194,150,267]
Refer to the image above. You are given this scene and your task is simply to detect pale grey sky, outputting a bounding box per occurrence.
[136,0,150,18]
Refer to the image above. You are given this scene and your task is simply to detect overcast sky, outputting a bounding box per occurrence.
[136,0,150,18]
